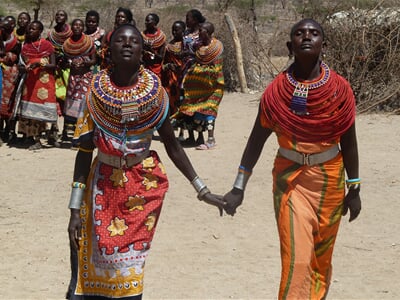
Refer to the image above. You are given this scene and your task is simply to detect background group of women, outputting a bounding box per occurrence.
[0,6,224,151]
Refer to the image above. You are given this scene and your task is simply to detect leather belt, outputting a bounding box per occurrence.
[97,149,150,168]
[278,145,340,166]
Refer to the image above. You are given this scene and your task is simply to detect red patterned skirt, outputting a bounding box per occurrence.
[75,150,169,297]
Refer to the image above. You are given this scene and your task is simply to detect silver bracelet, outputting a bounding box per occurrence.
[68,187,84,209]
[191,176,207,193]
[197,187,211,201]
[233,171,251,191]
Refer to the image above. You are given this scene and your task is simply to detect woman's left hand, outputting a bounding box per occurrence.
[342,190,361,222]
[199,192,226,217]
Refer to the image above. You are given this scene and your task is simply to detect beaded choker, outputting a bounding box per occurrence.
[286,61,330,115]
[88,67,168,140]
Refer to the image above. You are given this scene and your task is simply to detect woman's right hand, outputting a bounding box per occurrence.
[223,188,244,216]
[68,209,82,250]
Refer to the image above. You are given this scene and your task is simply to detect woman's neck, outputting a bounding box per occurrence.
[202,36,212,47]
[16,27,26,35]
[111,67,139,87]
[55,23,66,32]
[71,33,82,42]
[291,59,321,81]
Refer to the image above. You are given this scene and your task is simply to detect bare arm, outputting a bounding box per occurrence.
[223,105,273,215]
[340,122,361,221]
[68,140,95,250]
[157,116,225,214]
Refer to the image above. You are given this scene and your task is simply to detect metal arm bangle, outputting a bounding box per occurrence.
[233,171,251,191]
[191,176,207,193]
[68,187,84,209]
[197,187,211,201]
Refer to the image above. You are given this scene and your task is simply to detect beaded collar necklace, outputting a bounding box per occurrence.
[91,67,160,122]
[142,28,166,48]
[167,41,183,54]
[63,34,94,57]
[196,38,223,65]
[286,61,330,115]
[48,24,72,49]
[88,67,167,141]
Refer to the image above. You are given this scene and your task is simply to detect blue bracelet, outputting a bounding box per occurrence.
[239,165,252,174]
[345,178,361,183]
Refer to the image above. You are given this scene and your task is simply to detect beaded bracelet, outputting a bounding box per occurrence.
[239,165,252,174]
[233,166,252,191]
[71,182,86,189]
[346,178,361,184]
[346,178,361,190]
[345,178,361,186]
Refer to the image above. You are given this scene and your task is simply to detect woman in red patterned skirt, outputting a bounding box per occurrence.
[62,18,96,145]
[18,21,57,150]
[66,24,224,299]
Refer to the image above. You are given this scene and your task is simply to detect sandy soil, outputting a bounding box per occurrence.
[0,91,399,300]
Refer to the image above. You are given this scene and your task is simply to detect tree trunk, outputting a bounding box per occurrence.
[224,13,249,93]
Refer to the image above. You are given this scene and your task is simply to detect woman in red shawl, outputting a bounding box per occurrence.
[223,19,361,299]
[142,13,166,79]
[18,21,57,150]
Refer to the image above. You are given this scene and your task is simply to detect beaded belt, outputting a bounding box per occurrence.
[97,149,150,168]
[278,144,339,166]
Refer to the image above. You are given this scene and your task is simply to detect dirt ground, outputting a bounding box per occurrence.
[0,91,399,299]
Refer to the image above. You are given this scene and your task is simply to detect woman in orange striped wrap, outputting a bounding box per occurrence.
[222,19,361,299]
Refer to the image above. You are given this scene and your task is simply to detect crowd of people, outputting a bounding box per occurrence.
[1,6,363,300]
[0,7,224,151]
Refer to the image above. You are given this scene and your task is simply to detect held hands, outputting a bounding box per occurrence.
[198,191,226,217]
[197,186,244,217]
[342,189,361,222]
[222,188,244,216]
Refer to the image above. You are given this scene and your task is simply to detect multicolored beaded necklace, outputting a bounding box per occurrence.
[47,24,72,50]
[166,41,183,54]
[63,34,94,57]
[142,28,166,49]
[88,67,168,141]
[286,61,330,115]
[196,38,223,65]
